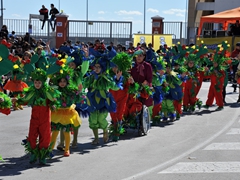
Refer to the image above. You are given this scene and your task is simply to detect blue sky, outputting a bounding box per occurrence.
[3,0,188,33]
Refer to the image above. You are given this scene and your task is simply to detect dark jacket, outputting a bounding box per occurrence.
[50,8,59,19]
[39,8,49,20]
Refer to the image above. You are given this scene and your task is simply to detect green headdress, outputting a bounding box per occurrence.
[204,41,230,69]
[111,52,132,72]
[184,42,208,65]
[31,68,48,82]
[50,66,75,87]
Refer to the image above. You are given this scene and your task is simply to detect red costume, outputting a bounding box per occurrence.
[205,70,225,108]
[183,69,204,111]
[110,82,129,122]
[28,105,51,150]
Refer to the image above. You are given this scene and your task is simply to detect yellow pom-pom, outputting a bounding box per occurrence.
[0,56,2,61]
[60,69,63,74]
[58,54,61,58]
[13,64,19,69]
[225,41,228,43]
[46,65,49,69]
[61,64,65,68]
[192,45,196,49]
[218,44,221,48]
[227,44,230,47]
[177,42,180,45]
[186,46,189,49]
[61,59,67,64]
[197,37,200,41]
[201,40,204,44]
[204,46,207,49]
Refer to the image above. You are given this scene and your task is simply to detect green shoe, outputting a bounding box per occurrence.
[29,153,37,164]
[112,136,119,142]
[196,100,202,110]
[202,105,209,109]
[215,106,223,111]
[39,158,46,165]
[176,113,181,120]
[183,106,188,112]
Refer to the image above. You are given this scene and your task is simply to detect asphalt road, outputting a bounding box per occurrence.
[1,82,240,180]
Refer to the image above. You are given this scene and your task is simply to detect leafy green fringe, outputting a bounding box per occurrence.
[0,92,12,109]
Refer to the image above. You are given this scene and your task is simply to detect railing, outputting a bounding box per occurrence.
[67,20,133,43]
[4,18,196,45]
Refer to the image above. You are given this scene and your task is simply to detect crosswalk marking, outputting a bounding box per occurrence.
[203,143,240,150]
[226,128,240,134]
[158,162,240,174]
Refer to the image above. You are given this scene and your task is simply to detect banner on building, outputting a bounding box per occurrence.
[196,37,232,52]
[133,34,172,50]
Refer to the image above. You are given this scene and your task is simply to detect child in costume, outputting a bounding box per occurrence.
[161,60,183,122]
[150,57,166,125]
[0,92,12,115]
[50,66,82,157]
[83,55,121,145]
[203,42,228,111]
[173,67,188,120]
[16,69,60,165]
[109,52,131,141]
[183,49,206,113]
[56,47,90,150]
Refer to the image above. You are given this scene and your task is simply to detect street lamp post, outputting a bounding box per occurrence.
[59,0,60,11]
[0,0,3,28]
[86,0,88,21]
[143,0,146,34]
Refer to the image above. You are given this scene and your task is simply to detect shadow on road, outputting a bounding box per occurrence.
[0,154,61,177]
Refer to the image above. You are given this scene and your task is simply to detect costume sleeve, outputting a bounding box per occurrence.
[81,60,90,77]
[145,63,153,86]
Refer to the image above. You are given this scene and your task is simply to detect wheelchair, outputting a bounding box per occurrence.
[123,104,151,136]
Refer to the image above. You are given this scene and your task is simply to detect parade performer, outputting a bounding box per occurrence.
[16,69,60,165]
[182,44,207,113]
[50,66,82,157]
[56,46,90,150]
[83,54,121,145]
[203,42,228,111]
[161,60,183,122]
[149,56,166,124]
[0,92,12,115]
[109,52,131,141]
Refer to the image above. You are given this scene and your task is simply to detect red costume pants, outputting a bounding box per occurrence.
[110,89,128,123]
[206,85,224,107]
[152,103,162,118]
[28,106,51,150]
[173,100,182,114]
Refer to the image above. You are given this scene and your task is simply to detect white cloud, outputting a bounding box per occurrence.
[11,14,21,18]
[98,11,105,14]
[163,9,186,16]
[147,8,159,13]
[115,10,142,16]
[176,13,184,17]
